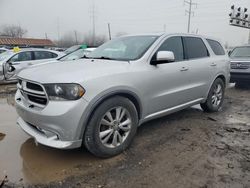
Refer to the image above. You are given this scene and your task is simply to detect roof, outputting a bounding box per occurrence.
[0,37,55,47]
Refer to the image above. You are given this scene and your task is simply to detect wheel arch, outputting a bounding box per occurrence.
[79,89,143,140]
[204,74,227,101]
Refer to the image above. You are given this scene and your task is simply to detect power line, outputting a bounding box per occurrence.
[184,0,197,33]
[90,0,96,46]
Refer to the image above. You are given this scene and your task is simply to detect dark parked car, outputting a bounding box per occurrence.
[230,45,250,87]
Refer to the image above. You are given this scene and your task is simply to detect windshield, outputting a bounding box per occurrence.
[64,45,81,54]
[87,36,159,61]
[0,51,13,61]
[59,48,92,61]
[230,47,250,58]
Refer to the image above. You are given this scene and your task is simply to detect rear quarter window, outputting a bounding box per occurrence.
[206,39,225,55]
[184,37,209,59]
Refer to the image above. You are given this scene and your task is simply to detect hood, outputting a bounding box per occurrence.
[18,59,130,84]
[230,56,250,62]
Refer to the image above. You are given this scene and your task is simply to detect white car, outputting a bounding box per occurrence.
[0,48,64,82]
[0,47,9,54]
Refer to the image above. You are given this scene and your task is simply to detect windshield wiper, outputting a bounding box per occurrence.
[90,56,114,60]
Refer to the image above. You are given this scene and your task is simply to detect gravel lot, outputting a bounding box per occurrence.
[0,85,250,188]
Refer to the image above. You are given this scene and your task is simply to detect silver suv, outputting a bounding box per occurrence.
[15,34,230,157]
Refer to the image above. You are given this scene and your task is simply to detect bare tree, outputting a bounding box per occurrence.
[55,31,107,48]
[0,25,27,38]
[83,33,107,47]
[56,32,76,48]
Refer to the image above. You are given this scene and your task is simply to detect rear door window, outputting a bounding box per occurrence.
[206,39,225,55]
[157,36,184,62]
[34,51,58,60]
[183,37,209,59]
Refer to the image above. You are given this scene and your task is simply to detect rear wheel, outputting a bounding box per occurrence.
[84,96,138,158]
[200,78,225,112]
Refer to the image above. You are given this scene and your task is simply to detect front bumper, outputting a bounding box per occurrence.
[17,117,82,149]
[230,72,250,83]
[15,89,89,149]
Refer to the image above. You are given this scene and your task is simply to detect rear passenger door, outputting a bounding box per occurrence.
[183,36,214,100]
[33,51,58,65]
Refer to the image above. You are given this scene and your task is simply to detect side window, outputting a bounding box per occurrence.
[34,51,56,60]
[9,52,32,62]
[157,36,184,62]
[184,37,209,59]
[51,52,58,58]
[206,39,225,55]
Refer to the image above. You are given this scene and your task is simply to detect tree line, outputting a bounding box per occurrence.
[0,24,126,48]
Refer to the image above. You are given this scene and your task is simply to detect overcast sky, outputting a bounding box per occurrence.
[0,0,250,46]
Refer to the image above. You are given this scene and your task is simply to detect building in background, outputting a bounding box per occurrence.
[0,37,55,48]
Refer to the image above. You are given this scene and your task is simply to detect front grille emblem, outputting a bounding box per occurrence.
[236,63,242,68]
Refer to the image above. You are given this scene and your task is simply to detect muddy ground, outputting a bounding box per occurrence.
[0,84,250,188]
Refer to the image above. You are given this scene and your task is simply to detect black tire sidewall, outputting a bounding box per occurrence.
[204,78,225,112]
[84,96,138,157]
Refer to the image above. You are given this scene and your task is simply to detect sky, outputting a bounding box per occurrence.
[0,0,250,46]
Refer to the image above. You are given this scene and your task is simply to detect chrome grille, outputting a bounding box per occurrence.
[231,62,250,69]
[17,79,48,107]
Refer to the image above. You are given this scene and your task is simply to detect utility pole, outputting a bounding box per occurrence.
[91,1,96,46]
[74,30,78,44]
[57,18,60,45]
[184,0,197,33]
[107,23,112,40]
[248,30,250,44]
[45,33,48,39]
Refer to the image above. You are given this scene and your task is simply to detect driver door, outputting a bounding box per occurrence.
[144,36,192,116]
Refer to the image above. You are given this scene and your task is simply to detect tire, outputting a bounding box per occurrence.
[84,96,138,158]
[200,78,225,112]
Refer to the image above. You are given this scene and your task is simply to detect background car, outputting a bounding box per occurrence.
[229,45,250,88]
[0,48,64,82]
[58,47,96,61]
[0,47,9,54]
[64,44,88,54]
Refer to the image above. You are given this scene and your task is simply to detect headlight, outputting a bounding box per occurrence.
[44,83,85,101]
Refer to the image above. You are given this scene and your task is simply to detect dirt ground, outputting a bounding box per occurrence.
[0,85,250,188]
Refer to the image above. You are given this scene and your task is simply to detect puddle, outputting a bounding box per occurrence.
[0,95,122,185]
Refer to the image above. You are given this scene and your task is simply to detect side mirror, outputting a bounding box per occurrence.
[4,63,15,72]
[228,50,232,56]
[9,65,15,72]
[151,51,175,65]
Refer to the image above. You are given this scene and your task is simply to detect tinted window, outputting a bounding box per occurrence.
[157,36,184,61]
[9,51,32,62]
[34,51,57,60]
[184,37,209,59]
[206,39,225,55]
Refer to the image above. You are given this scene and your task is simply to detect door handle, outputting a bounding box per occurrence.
[210,63,217,67]
[180,67,189,72]
[28,63,33,65]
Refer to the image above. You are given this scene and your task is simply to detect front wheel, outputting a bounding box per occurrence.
[200,78,225,112]
[84,96,138,158]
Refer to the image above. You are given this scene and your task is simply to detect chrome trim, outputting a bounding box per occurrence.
[18,78,48,107]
